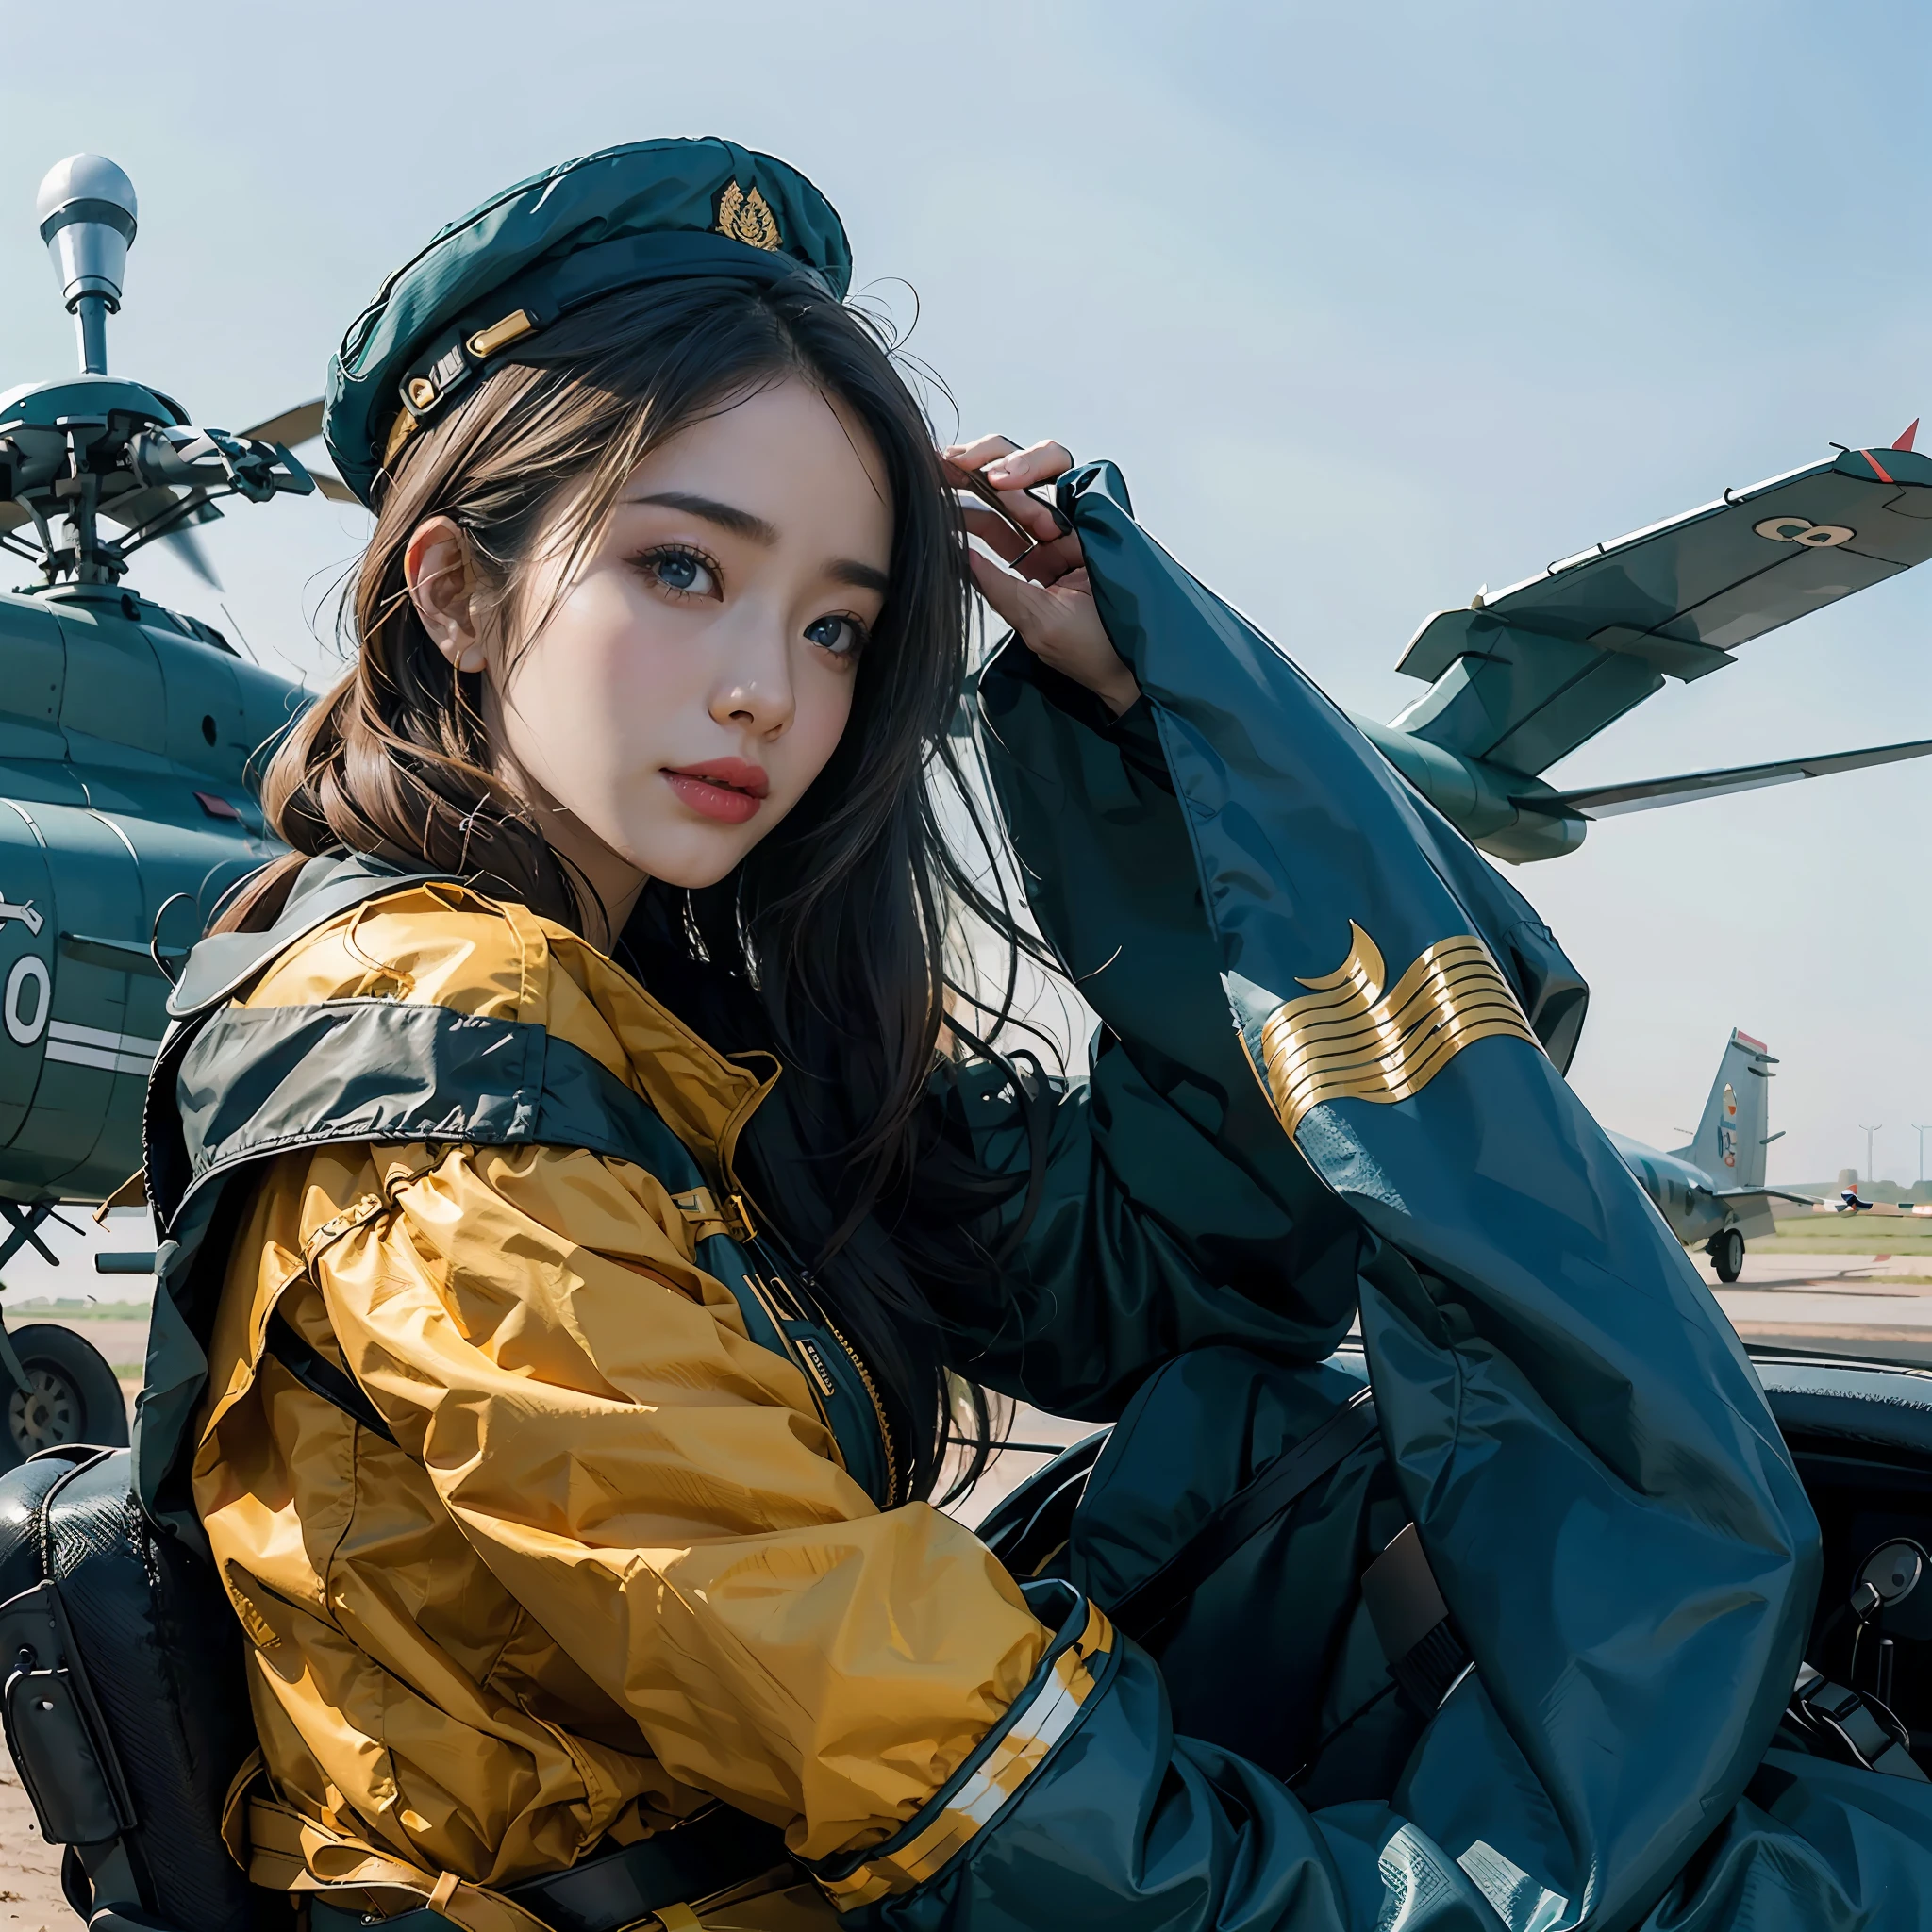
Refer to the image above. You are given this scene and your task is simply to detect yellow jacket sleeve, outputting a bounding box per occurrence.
[298,1136,1050,1864]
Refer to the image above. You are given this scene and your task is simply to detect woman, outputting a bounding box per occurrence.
[137,138,1912,1932]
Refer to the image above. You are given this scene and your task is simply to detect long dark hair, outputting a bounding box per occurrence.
[228,275,1039,1500]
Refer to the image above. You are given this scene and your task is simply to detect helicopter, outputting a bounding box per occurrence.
[5,150,1932,1469]
[0,154,340,1463]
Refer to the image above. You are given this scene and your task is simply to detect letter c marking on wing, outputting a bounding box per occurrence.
[5,955,49,1046]
[1754,515,1856,547]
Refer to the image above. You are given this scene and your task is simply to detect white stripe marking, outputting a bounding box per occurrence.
[46,1020,159,1059]
[43,1041,156,1076]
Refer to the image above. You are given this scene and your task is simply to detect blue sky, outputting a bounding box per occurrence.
[2,0,1929,1208]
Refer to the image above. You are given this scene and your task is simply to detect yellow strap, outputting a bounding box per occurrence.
[242,1783,554,1932]
[659,1907,702,1932]
[671,1187,730,1242]
[220,1747,264,1868]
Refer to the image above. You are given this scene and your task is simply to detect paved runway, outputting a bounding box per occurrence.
[1699,1248,1932,1366]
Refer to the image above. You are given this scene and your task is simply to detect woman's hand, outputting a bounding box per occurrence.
[942,435,1141,719]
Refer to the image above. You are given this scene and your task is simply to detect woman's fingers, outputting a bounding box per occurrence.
[982,440,1073,489]
[958,512,1082,587]
[951,478,1062,547]
[1013,531,1084,585]
[941,437,1074,541]
[959,504,1035,563]
[943,433,1022,472]
[966,546,1060,637]
[966,549,1141,718]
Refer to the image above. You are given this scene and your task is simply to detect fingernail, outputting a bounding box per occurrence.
[984,461,1012,481]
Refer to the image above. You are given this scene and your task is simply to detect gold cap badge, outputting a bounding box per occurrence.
[716,182,782,252]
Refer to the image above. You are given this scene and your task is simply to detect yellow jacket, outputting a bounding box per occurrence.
[192,885,1051,1893]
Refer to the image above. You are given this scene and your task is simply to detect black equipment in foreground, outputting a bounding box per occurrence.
[12,1344,1932,1927]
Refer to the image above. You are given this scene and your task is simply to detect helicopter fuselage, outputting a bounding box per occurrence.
[0,583,299,1202]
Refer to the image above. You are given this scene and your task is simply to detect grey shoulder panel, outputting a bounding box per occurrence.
[169,998,703,1220]
[167,853,467,1019]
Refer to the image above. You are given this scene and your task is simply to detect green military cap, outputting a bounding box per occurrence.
[324,136,852,506]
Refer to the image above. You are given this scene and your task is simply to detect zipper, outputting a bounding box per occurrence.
[799,1270,901,1508]
[737,1268,841,1449]
[724,1171,903,1507]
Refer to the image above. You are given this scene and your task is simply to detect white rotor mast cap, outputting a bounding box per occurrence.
[37,153,138,310]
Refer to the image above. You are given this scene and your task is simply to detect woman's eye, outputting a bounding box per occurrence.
[804,613,865,658]
[641,548,718,597]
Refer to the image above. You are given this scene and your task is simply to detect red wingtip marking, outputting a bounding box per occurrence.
[1862,449,1897,485]
[1896,419,1920,453]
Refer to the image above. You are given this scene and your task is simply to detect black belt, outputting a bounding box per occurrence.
[1108,1388,1382,1643]
[309,1804,793,1932]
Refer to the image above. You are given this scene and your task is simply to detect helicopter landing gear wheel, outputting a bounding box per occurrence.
[1707,1227,1745,1285]
[0,1324,129,1468]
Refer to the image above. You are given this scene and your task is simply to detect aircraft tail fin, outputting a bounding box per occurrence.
[1671,1030,1778,1187]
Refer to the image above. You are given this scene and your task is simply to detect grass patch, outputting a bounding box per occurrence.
[0,1298,152,1321]
[1766,1219,1932,1249]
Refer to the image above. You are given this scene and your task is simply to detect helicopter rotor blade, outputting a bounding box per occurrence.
[159,524,224,590]
[239,397,324,448]
[233,400,363,505]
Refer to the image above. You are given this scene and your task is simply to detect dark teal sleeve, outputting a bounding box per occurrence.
[824,1584,1932,1932]
[920,676,1369,1412]
[926,1044,1357,1416]
[921,641,1587,1418]
[922,463,1822,1931]
[817,1582,1545,1932]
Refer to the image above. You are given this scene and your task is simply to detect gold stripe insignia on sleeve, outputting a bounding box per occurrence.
[1256,922,1541,1139]
[816,1604,1116,1909]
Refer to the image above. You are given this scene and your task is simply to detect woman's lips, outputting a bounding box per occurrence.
[663,760,769,825]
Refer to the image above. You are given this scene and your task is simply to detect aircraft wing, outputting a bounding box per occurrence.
[1713,1185,1814,1242]
[1391,442,1932,777]
[1535,735,1932,819]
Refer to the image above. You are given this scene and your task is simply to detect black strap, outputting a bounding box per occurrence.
[1108,1388,1380,1643]
[506,1803,791,1932]
[1360,1524,1471,1709]
[1790,1665,1929,1782]
[308,1803,791,1932]
[264,1309,397,1444]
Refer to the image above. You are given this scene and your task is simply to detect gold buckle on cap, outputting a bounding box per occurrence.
[383,307,544,477]
[467,308,538,360]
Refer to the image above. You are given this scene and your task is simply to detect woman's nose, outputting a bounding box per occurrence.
[709,623,796,737]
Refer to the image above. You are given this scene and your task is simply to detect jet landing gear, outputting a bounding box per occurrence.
[1707,1227,1746,1284]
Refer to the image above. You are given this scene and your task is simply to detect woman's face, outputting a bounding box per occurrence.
[408,376,893,935]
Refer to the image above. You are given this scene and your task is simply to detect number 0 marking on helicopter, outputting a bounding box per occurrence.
[4,956,49,1046]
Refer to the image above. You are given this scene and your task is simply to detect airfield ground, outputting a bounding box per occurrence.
[7,1233,1932,1915]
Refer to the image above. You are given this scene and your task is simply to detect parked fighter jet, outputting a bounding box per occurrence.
[1609,1029,1807,1281]
[0,148,1928,1457]
[1356,439,1932,862]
